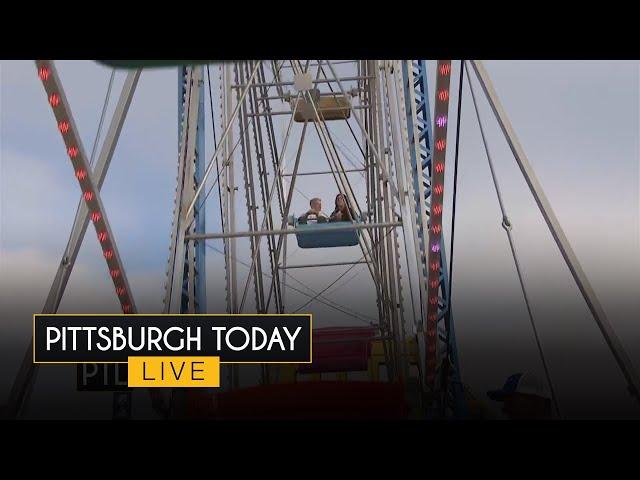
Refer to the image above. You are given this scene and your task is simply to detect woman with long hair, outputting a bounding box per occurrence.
[329,193,356,222]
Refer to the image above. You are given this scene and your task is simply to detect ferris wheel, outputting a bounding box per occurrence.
[160,60,463,418]
[5,60,639,420]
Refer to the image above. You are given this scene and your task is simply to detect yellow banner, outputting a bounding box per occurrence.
[128,356,220,388]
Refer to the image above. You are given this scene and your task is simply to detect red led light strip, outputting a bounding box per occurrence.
[36,61,135,315]
[425,60,453,387]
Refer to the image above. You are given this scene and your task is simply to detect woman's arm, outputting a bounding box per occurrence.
[346,208,356,222]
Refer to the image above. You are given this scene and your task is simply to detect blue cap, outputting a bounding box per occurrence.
[487,373,523,401]
[487,372,551,401]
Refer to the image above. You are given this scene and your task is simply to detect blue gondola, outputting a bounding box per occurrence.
[289,215,360,249]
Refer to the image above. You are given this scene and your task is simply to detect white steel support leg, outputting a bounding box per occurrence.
[469,60,640,402]
[385,61,431,380]
[44,70,141,314]
[383,64,426,325]
[34,60,139,312]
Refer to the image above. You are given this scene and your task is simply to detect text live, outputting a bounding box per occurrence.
[127,356,220,387]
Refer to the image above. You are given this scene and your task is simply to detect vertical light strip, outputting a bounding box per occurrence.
[425,60,452,386]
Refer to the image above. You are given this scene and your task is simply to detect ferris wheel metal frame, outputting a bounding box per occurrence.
[5,59,639,420]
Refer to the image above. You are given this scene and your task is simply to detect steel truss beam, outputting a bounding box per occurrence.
[402,60,466,417]
[423,61,453,405]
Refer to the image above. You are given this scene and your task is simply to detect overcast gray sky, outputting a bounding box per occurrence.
[1,60,638,419]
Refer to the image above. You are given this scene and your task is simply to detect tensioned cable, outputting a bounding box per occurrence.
[284,270,377,324]
[323,262,368,298]
[292,225,396,313]
[295,187,310,201]
[465,62,562,419]
[90,69,115,168]
[441,60,465,417]
[447,61,464,314]
[331,136,367,176]
[291,261,367,314]
[208,244,371,324]
[290,260,370,312]
[206,243,373,324]
[207,243,370,323]
[206,65,224,233]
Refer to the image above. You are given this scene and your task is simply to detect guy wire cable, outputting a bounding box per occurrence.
[465,61,562,419]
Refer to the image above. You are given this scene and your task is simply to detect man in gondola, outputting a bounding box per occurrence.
[298,197,329,224]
